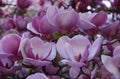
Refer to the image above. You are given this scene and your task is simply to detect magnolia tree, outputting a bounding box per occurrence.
[0,0,120,79]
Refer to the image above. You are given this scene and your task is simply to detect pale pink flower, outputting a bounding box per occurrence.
[19,32,56,67]
[57,35,103,67]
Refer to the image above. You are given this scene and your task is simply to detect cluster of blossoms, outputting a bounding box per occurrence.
[0,0,120,79]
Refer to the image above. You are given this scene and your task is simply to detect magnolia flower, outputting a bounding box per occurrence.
[27,13,56,39]
[26,73,49,79]
[27,6,54,37]
[3,16,31,31]
[46,6,79,34]
[57,35,103,67]
[15,16,31,30]
[19,32,56,67]
[27,6,79,38]
[0,34,21,59]
[17,0,32,9]
[0,34,21,75]
[79,11,107,35]
[101,46,120,79]
[3,18,16,30]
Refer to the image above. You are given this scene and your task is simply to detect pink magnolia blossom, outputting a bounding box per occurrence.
[27,11,56,39]
[3,16,31,31]
[0,34,21,59]
[19,32,56,67]
[57,35,103,67]
[3,18,16,30]
[79,11,107,35]
[15,16,31,30]
[0,34,21,75]
[17,0,32,9]
[27,6,79,38]
[26,7,53,39]
[46,6,79,34]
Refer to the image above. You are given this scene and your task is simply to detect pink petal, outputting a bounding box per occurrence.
[46,6,58,25]
[0,34,20,54]
[45,65,59,74]
[19,38,28,58]
[57,35,91,60]
[26,73,48,79]
[90,67,97,79]
[57,36,70,59]
[0,65,21,75]
[71,35,91,57]
[101,55,120,78]
[31,16,41,32]
[80,45,89,62]
[100,21,120,36]
[30,37,51,59]
[39,16,55,34]
[88,37,103,60]
[79,12,96,21]
[69,67,80,78]
[18,32,32,58]
[64,42,76,61]
[61,60,86,67]
[113,46,120,56]
[54,10,79,32]
[24,58,51,67]
[46,43,56,60]
[112,55,120,68]
[0,54,12,58]
[79,19,96,30]
[91,11,107,26]
[43,42,53,59]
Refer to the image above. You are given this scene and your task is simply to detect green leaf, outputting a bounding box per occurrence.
[53,32,63,39]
